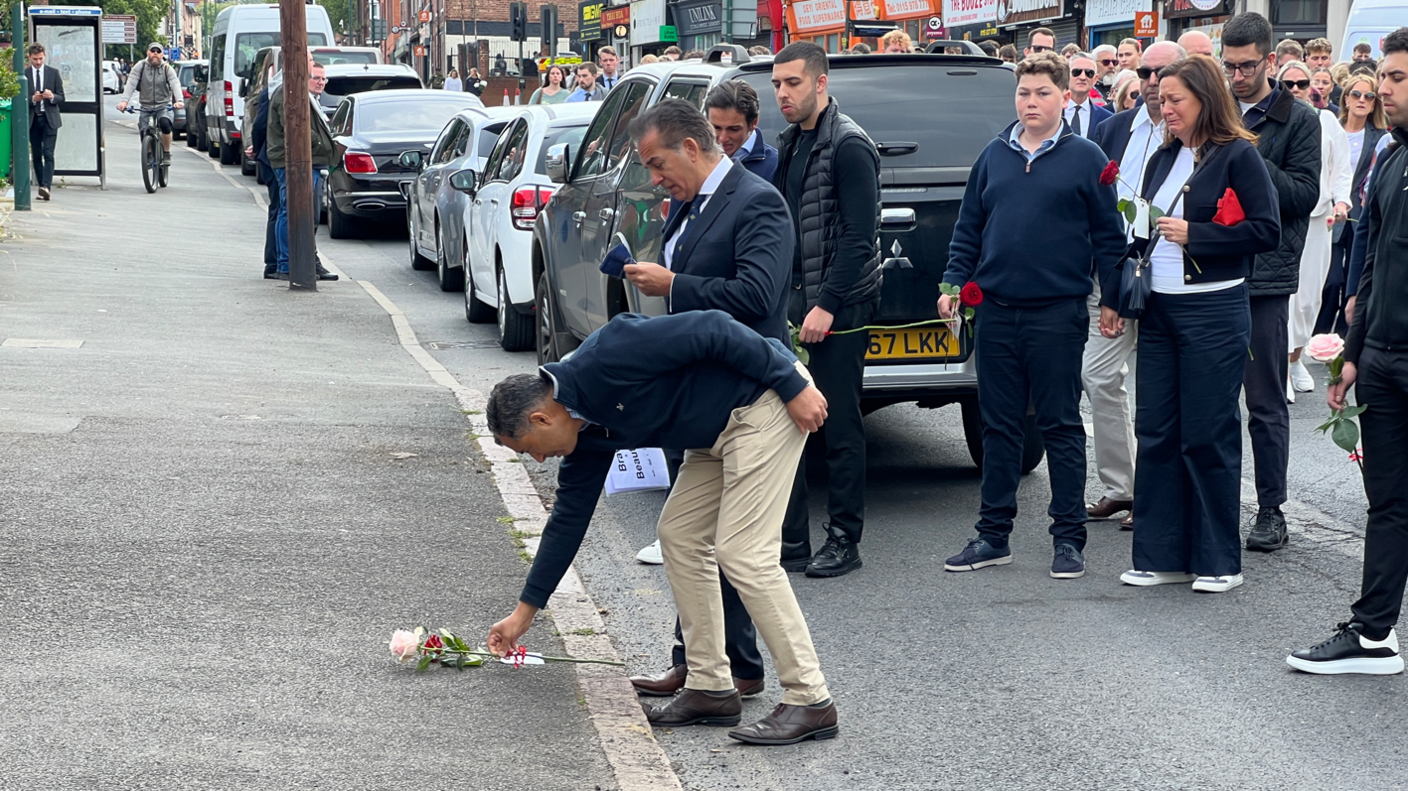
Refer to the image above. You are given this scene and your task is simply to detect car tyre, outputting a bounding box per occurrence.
[497,265,533,352]
[329,189,358,239]
[196,124,209,152]
[219,138,239,165]
[186,125,198,148]
[208,137,220,158]
[436,223,465,292]
[408,211,435,271]
[961,398,1046,474]
[535,270,561,364]
[465,248,497,324]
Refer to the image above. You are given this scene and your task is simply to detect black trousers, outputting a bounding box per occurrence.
[1244,294,1290,508]
[263,164,279,272]
[782,297,875,554]
[1132,287,1251,576]
[1315,240,1350,337]
[972,298,1090,550]
[1350,348,1408,638]
[669,570,764,680]
[30,115,57,188]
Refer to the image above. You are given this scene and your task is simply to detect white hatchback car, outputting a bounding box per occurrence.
[102,61,123,94]
[462,104,595,351]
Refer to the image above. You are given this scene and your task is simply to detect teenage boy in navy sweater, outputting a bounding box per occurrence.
[938,51,1127,580]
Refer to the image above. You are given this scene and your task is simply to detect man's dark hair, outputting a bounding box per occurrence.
[663,45,682,56]
[27,43,44,56]
[774,41,828,77]
[682,49,706,60]
[1350,60,1378,76]
[1222,12,1274,57]
[704,80,760,126]
[979,40,999,57]
[1029,27,1055,46]
[486,373,554,439]
[629,98,719,154]
[850,42,871,55]
[577,61,598,75]
[1384,27,1408,57]
[1354,42,1373,54]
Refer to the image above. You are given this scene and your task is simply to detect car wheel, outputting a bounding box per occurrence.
[328,189,357,239]
[196,125,209,152]
[436,223,465,292]
[535,270,559,364]
[960,398,1046,474]
[408,211,435,271]
[186,125,198,148]
[498,265,534,352]
[465,247,497,324]
[219,138,239,165]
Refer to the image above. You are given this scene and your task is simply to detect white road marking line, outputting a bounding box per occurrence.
[2,339,84,348]
[347,272,683,791]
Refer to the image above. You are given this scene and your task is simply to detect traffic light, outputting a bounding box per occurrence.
[510,2,528,42]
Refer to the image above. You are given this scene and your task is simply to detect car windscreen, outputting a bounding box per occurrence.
[356,99,476,133]
[315,51,379,66]
[737,65,1015,169]
[537,125,588,174]
[235,32,328,79]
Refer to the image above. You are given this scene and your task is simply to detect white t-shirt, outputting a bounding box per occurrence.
[1238,100,1257,115]
[1347,128,1366,172]
[1149,147,1245,294]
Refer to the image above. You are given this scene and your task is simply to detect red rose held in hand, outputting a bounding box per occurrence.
[1099,161,1119,187]
[960,282,984,307]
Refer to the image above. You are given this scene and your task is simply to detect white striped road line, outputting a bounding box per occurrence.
[346,271,684,791]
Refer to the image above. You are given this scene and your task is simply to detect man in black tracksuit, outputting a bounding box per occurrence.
[771,42,882,578]
[1221,13,1322,552]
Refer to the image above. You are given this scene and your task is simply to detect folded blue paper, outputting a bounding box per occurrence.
[600,235,635,278]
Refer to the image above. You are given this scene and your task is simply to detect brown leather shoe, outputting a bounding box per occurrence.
[643,688,742,727]
[37,187,50,201]
[729,699,839,745]
[1087,497,1133,520]
[630,664,687,696]
[735,676,765,698]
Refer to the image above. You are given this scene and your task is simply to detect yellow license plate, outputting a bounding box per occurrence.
[865,327,960,361]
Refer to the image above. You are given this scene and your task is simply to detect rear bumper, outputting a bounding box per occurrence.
[862,359,978,404]
[333,188,409,219]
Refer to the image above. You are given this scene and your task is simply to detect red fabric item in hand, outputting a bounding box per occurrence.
[1211,188,1245,226]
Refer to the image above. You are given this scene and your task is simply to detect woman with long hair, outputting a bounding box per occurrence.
[443,68,463,92]
[1100,55,1281,593]
[1278,60,1353,398]
[529,65,569,104]
[1112,73,1141,111]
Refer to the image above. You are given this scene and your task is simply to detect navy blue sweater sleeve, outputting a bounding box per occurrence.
[669,181,793,324]
[519,447,613,608]
[943,144,993,287]
[606,311,809,401]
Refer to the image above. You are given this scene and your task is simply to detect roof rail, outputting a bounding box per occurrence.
[705,44,751,65]
[924,40,989,57]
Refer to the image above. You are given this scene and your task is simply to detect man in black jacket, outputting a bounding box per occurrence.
[485,311,840,745]
[772,41,882,578]
[1288,27,1408,676]
[1221,12,1322,552]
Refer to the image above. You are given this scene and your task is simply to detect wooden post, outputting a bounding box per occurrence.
[280,0,316,290]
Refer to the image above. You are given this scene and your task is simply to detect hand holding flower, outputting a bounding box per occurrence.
[1327,361,1357,412]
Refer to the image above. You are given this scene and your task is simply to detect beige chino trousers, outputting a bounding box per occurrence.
[656,373,830,706]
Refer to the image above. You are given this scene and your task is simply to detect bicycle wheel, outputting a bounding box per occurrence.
[141,134,158,194]
[158,151,169,188]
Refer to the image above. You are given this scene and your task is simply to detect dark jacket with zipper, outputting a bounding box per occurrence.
[1344,129,1408,365]
[1100,138,1281,307]
[520,310,808,608]
[775,99,882,313]
[1243,79,1322,296]
[737,134,780,182]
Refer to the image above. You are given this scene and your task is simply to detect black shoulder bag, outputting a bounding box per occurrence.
[1117,145,1218,319]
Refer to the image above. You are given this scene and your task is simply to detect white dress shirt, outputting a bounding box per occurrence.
[1118,108,1166,241]
[663,155,733,272]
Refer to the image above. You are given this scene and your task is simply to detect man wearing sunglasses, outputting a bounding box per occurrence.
[1093,44,1119,102]
[1220,12,1322,554]
[1064,54,1112,139]
[116,44,184,164]
[1025,27,1055,59]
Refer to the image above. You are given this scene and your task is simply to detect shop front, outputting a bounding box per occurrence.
[879,0,943,48]
[1164,0,1232,53]
[786,0,849,52]
[631,0,671,60]
[602,4,632,59]
[579,0,606,59]
[666,0,764,53]
[996,0,1078,50]
[1085,0,1153,49]
[947,0,1008,46]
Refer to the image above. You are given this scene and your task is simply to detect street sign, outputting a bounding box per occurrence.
[101,15,138,45]
[1133,10,1158,38]
[419,10,432,22]
[414,45,427,57]
[659,25,677,42]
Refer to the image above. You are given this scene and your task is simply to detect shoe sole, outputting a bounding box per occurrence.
[1191,578,1244,593]
[1285,655,1405,675]
[944,555,1013,572]
[780,558,811,573]
[728,725,839,745]
[805,558,862,578]
[1120,573,1197,586]
[632,686,681,697]
[1050,569,1086,579]
[650,714,742,727]
[1246,535,1288,552]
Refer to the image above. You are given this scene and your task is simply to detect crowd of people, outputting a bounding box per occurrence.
[465,16,1408,748]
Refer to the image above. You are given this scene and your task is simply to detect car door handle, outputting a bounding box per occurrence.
[474,198,482,205]
[572,211,586,224]
[598,207,614,221]
[490,199,499,205]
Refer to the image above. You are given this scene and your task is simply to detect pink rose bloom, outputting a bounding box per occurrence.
[389,629,421,662]
[1305,333,1345,363]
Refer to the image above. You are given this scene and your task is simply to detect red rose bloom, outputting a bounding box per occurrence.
[960,282,984,307]
[424,634,444,651]
[1099,161,1119,187]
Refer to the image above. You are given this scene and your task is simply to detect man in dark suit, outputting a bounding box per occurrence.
[1065,53,1113,139]
[26,44,64,202]
[705,81,779,182]
[619,99,793,703]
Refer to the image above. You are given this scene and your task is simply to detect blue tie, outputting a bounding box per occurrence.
[672,202,702,265]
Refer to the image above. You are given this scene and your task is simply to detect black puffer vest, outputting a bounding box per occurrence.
[776,100,883,311]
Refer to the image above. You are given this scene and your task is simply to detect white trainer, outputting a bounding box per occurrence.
[1192,573,1244,593]
[1291,359,1316,392]
[1286,376,1296,403]
[635,539,664,565]
[1120,570,1198,586]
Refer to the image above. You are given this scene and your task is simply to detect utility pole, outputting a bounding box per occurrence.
[280,0,316,290]
[723,0,732,44]
[11,1,30,211]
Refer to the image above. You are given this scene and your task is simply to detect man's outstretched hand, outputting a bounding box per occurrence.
[787,384,829,433]
[487,602,538,657]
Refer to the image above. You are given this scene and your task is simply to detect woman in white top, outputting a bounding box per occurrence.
[528,65,569,105]
[443,68,463,92]
[1277,61,1353,398]
[1100,56,1281,594]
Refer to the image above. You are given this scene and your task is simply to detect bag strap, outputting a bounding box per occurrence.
[1140,143,1220,262]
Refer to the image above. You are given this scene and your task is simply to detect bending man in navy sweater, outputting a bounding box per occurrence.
[939,52,1127,580]
[485,311,840,746]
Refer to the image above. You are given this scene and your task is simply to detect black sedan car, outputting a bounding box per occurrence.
[324,89,486,239]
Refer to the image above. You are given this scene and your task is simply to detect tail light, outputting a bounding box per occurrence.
[183,88,192,99]
[511,187,554,230]
[344,152,378,174]
[223,80,234,117]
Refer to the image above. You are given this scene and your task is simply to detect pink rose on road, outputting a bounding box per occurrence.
[389,629,420,662]
[1305,333,1345,363]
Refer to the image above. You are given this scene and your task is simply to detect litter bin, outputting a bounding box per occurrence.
[0,99,11,181]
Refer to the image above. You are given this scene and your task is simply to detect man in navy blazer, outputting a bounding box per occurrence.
[619,99,794,701]
[1064,53,1113,139]
[705,80,780,181]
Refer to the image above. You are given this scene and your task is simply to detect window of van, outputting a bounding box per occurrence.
[236,32,328,79]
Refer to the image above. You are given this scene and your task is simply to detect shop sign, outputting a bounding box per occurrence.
[853,0,878,21]
[1133,10,1158,36]
[631,0,666,44]
[883,0,932,17]
[580,1,605,41]
[660,24,679,41]
[674,0,723,36]
[602,5,631,26]
[792,0,847,30]
[1163,0,1228,20]
[944,0,996,29]
[995,0,1064,27]
[1084,0,1149,28]
[925,15,945,38]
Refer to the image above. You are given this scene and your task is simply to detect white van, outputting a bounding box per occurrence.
[1340,0,1405,60]
[204,3,335,166]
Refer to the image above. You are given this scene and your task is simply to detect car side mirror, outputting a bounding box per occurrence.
[399,150,424,170]
[449,169,477,194]
[545,143,571,184]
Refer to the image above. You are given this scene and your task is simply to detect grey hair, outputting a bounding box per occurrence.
[486,373,554,439]
[629,98,719,155]
[1093,44,1117,58]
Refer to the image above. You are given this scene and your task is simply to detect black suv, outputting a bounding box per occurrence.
[533,46,1042,469]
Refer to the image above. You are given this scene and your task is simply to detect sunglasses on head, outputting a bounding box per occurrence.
[1284,79,1311,90]
[1071,68,1095,78]
[1349,89,1378,100]
[1136,66,1156,80]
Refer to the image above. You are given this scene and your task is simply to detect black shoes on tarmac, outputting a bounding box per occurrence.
[1246,506,1288,552]
[1288,622,1404,675]
[781,529,862,578]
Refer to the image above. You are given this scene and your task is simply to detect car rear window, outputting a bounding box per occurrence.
[537,125,588,174]
[357,98,478,133]
[315,50,379,66]
[324,75,423,98]
[736,64,1015,169]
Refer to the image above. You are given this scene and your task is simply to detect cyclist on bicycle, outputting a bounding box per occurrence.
[116,43,184,164]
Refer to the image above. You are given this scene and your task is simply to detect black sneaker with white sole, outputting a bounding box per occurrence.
[1287,622,1404,675]
[944,538,1012,572]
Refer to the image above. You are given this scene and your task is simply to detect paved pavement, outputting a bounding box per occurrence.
[5,97,1407,790]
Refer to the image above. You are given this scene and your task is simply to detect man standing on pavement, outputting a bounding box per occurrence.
[771,42,882,578]
[1220,12,1322,552]
[1288,27,1408,676]
[485,311,840,745]
[1087,40,1186,529]
[566,63,605,102]
[267,62,338,281]
[618,98,793,708]
[939,52,1126,581]
[706,81,779,181]
[1065,53,1112,138]
[117,44,184,164]
[248,61,280,279]
[597,46,621,91]
[26,44,63,202]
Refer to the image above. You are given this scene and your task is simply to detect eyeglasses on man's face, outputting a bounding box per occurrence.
[1100,58,1118,67]
[1222,57,1266,77]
